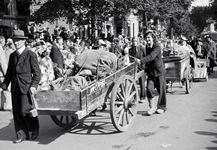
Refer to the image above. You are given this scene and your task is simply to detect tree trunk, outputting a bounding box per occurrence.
[91,0,97,43]
[169,17,174,40]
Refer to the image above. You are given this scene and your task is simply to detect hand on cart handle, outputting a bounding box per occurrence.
[134,58,141,65]
[30,87,37,95]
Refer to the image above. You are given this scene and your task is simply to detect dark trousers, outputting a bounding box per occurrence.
[139,73,146,99]
[12,84,39,139]
[146,74,167,110]
[208,58,215,74]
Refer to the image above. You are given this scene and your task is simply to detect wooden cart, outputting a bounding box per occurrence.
[193,58,209,81]
[163,54,193,94]
[34,62,144,132]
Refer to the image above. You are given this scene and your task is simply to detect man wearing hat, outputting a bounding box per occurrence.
[204,35,216,74]
[0,30,41,143]
[128,37,146,103]
[50,36,65,79]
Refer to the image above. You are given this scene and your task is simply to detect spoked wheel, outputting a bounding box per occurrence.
[110,75,139,132]
[50,115,78,128]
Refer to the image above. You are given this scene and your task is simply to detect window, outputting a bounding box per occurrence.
[16,0,31,16]
[0,1,5,14]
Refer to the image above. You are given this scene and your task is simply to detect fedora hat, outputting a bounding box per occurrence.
[13,30,27,39]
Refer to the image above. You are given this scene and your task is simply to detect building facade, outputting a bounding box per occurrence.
[0,0,32,38]
[0,0,140,40]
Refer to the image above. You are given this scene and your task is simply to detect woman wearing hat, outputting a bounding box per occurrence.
[0,30,41,143]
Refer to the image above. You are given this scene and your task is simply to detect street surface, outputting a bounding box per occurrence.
[0,68,217,150]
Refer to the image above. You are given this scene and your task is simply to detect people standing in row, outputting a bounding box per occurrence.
[134,31,167,115]
[0,30,41,143]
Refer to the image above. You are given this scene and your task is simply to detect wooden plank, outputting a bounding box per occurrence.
[35,90,81,111]
[80,63,135,109]
[163,54,189,62]
[164,55,190,81]
[37,108,77,116]
[164,61,180,80]
[35,63,136,116]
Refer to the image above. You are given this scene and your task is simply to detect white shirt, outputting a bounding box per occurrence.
[17,46,25,55]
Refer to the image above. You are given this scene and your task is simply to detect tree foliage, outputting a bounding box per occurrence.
[33,0,198,38]
[133,0,196,37]
[33,0,114,24]
[190,0,217,35]
[210,0,217,22]
[190,6,211,33]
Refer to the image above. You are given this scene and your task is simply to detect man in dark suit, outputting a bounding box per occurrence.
[135,31,167,116]
[50,36,64,79]
[1,30,41,143]
[129,37,146,103]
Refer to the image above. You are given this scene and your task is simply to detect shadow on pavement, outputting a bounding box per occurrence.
[68,115,119,135]
[205,119,217,123]
[31,116,69,145]
[206,147,217,150]
[0,112,70,145]
[195,111,217,150]
[207,70,217,79]
[0,118,14,142]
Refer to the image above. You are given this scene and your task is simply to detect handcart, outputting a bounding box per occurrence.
[193,58,209,81]
[33,62,144,132]
[163,54,193,94]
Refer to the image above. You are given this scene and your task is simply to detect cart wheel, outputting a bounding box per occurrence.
[110,75,139,132]
[50,115,78,128]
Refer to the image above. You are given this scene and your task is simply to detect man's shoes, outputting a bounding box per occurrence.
[146,108,156,116]
[139,97,146,103]
[139,99,146,103]
[31,129,39,140]
[156,109,165,114]
[13,138,25,144]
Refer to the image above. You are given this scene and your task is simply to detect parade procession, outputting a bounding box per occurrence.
[0,0,217,149]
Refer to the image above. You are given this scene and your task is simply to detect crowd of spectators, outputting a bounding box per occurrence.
[0,24,216,111]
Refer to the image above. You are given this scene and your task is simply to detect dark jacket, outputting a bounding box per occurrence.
[140,44,165,77]
[129,44,146,61]
[50,43,64,69]
[2,48,41,94]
